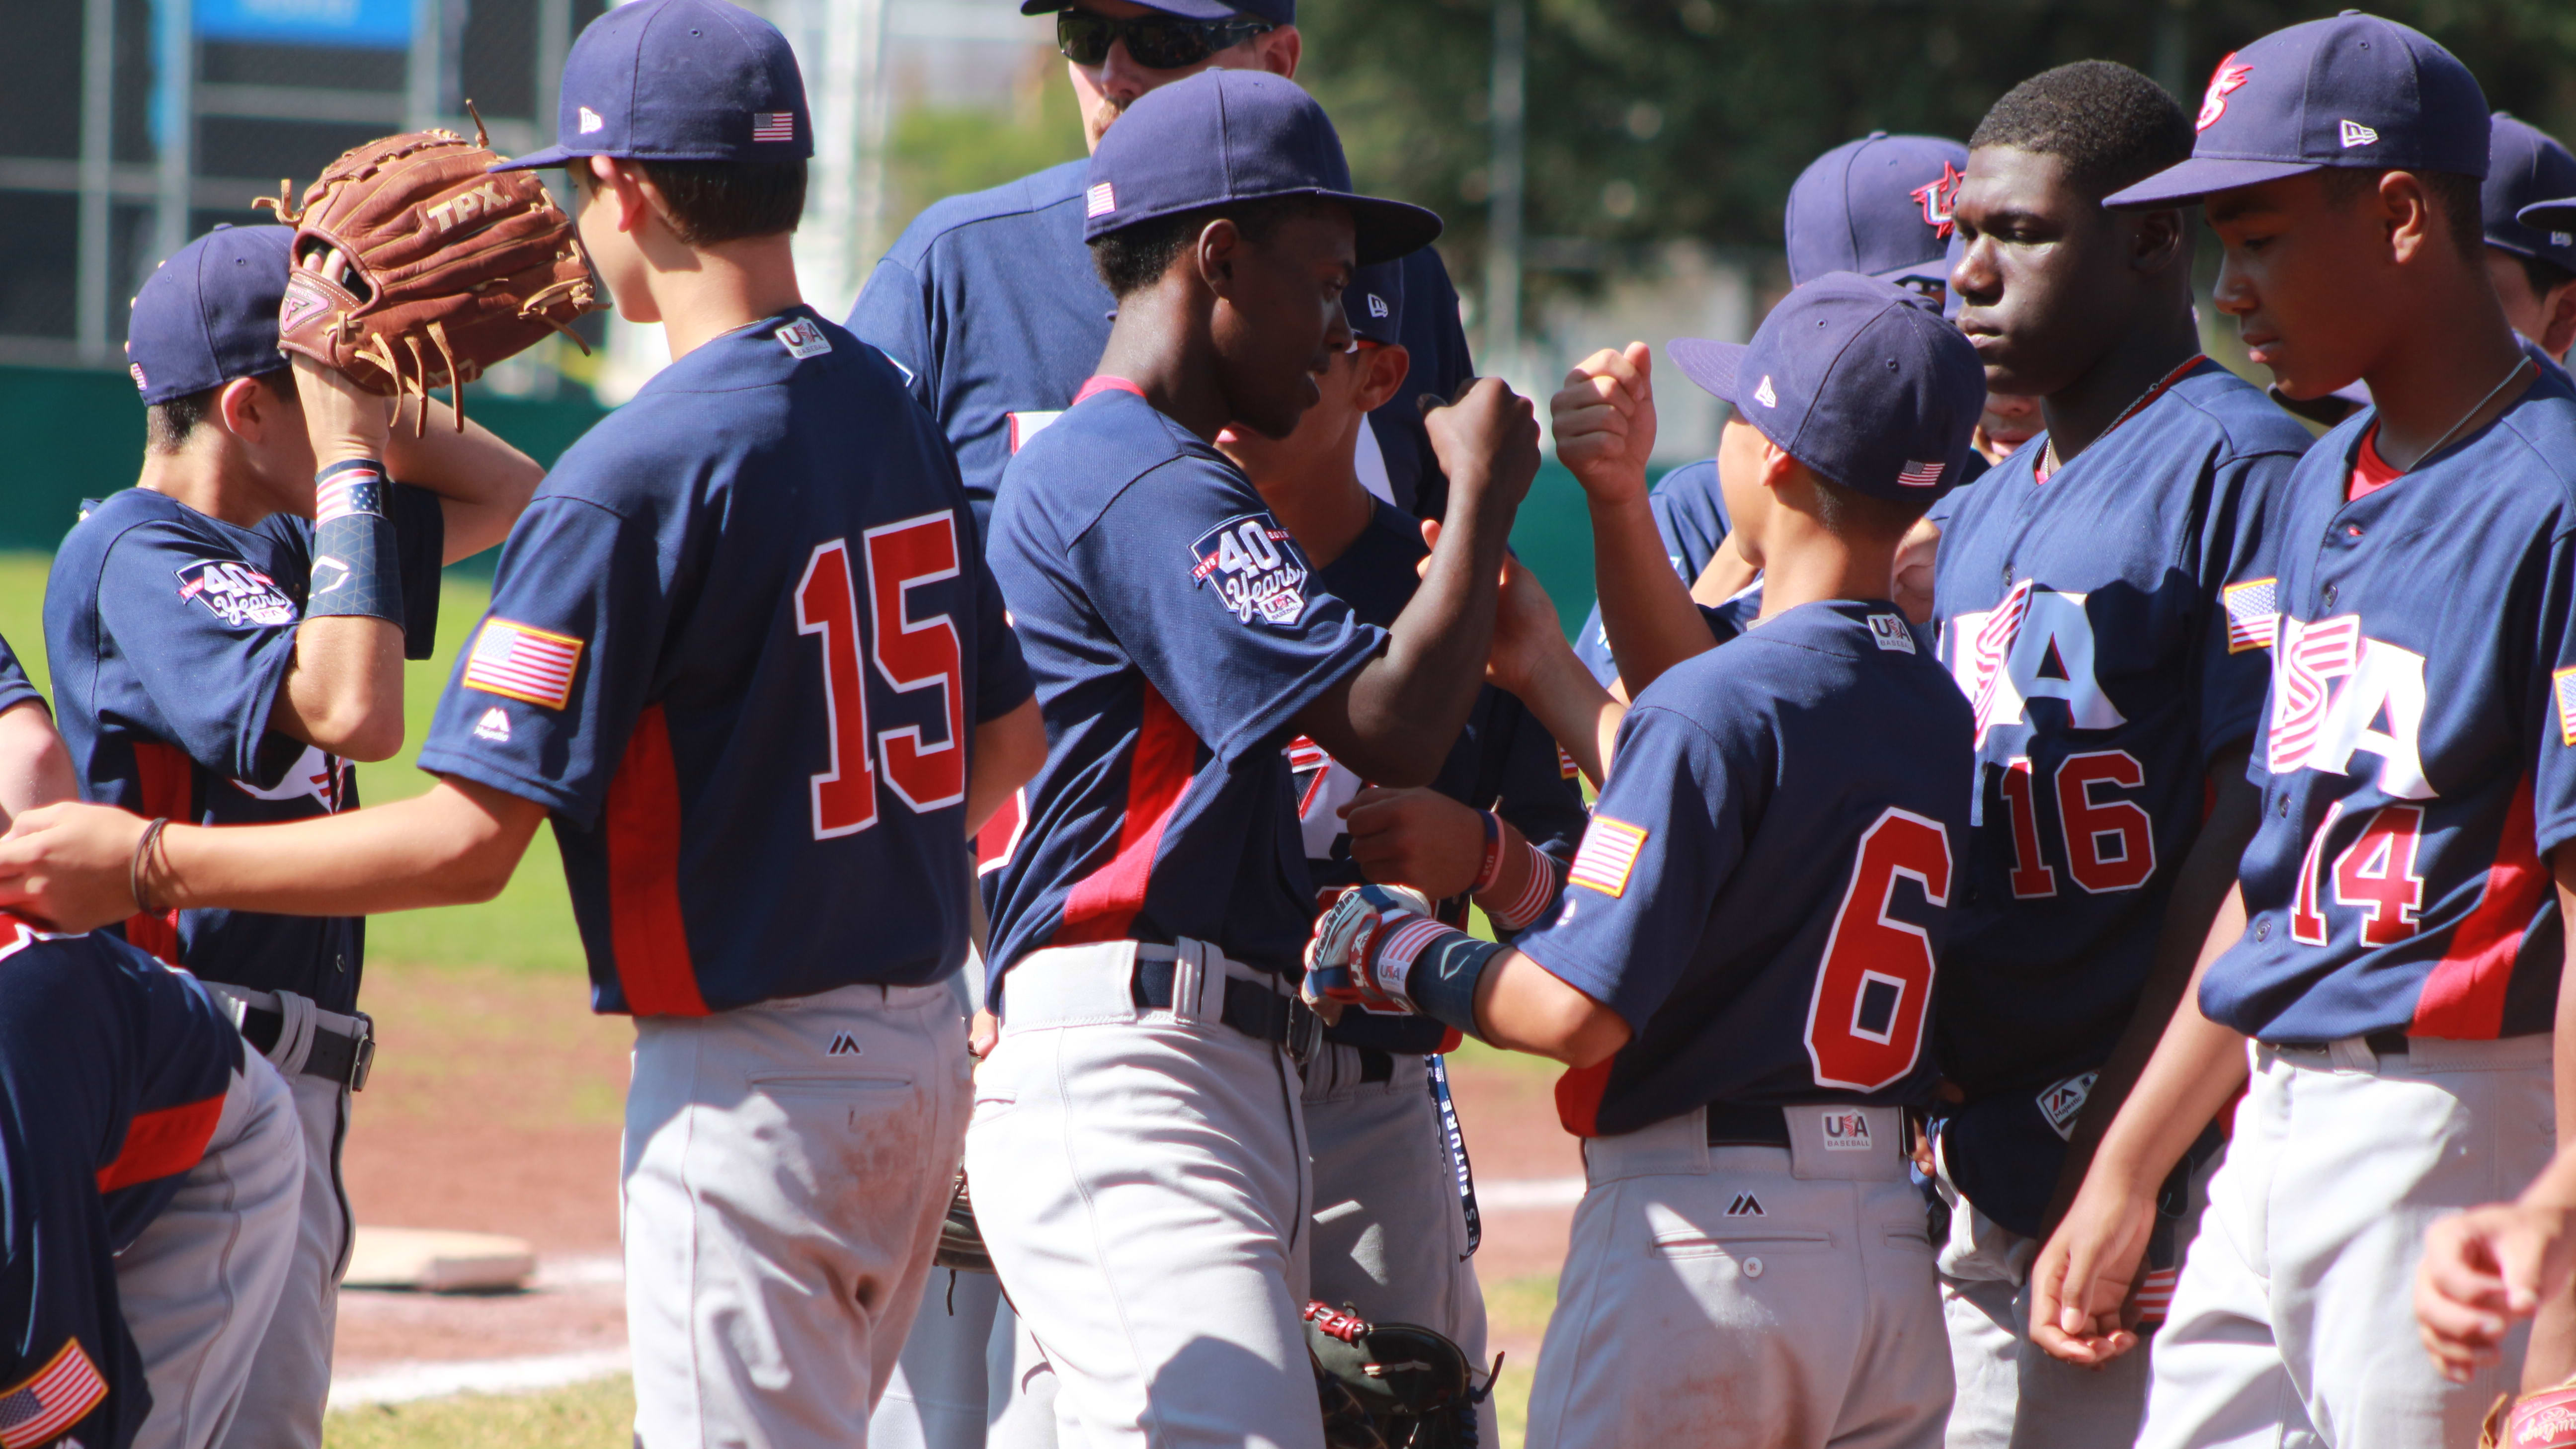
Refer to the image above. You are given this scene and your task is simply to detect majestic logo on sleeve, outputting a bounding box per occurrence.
[175,559,297,628]
[1189,513,1310,626]
[1947,580,2125,748]
[2266,615,2429,798]
[1912,161,1964,241]
[2197,53,2252,131]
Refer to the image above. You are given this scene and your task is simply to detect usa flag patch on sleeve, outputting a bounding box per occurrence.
[2223,577,2278,653]
[0,1337,107,1448]
[2555,665,2576,747]
[1557,744,1580,780]
[1568,816,1648,897]
[463,619,584,710]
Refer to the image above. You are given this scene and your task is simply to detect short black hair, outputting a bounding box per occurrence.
[1089,195,1338,299]
[143,370,292,456]
[1808,473,1933,541]
[2319,167,2485,263]
[1971,61,2194,201]
[631,159,806,245]
[2509,248,2576,300]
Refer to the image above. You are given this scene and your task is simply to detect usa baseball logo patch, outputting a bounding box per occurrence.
[1189,513,1311,627]
[1866,612,1915,653]
[775,318,832,359]
[463,618,584,710]
[1568,816,1647,897]
[2554,665,2576,747]
[176,559,297,629]
[2223,577,2278,653]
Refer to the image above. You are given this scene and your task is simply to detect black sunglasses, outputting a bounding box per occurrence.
[1057,10,1276,70]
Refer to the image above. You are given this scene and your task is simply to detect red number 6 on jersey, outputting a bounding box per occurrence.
[1805,808,1952,1092]
[793,514,966,840]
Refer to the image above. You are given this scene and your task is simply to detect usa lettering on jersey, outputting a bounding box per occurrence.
[1949,580,2126,747]
[2266,614,2429,798]
[175,559,296,629]
[1189,513,1311,627]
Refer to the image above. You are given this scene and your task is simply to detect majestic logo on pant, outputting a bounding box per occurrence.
[1820,1110,1872,1150]
[1726,1193,1766,1217]
[1949,582,2125,749]
[827,1033,861,1056]
[2266,615,2430,799]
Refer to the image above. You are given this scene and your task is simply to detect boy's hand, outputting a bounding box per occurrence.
[1551,343,1657,508]
[2417,1202,2576,1382]
[2026,1173,2159,1367]
[292,352,394,474]
[1342,786,1485,900]
[1423,377,1541,519]
[1417,520,1569,697]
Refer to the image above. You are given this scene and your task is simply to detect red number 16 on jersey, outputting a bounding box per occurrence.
[1806,808,1953,1092]
[795,514,967,840]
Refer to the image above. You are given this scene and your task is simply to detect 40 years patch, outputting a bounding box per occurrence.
[176,558,297,629]
[1189,513,1311,627]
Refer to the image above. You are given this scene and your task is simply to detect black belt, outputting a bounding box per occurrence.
[239,1004,376,1092]
[1705,1102,1794,1148]
[2269,1030,2409,1058]
[1131,957,1312,1057]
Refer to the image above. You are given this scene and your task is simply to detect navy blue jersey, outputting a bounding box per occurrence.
[416,309,1031,1016]
[0,917,243,1449]
[1293,500,1589,1051]
[850,160,1475,524]
[1930,362,2306,1095]
[0,635,41,716]
[45,486,445,1014]
[985,385,1387,987]
[1515,600,1973,1136]
[2203,368,2576,1042]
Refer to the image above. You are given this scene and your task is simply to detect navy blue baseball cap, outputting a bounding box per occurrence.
[492,0,812,173]
[2487,115,2576,274]
[1348,258,1403,347]
[1785,132,1967,291]
[1022,0,1292,21]
[1082,71,1440,266]
[2106,12,2488,209]
[1666,272,1983,502]
[126,224,293,405]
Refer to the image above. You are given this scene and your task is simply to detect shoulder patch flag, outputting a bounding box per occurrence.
[463,619,584,710]
[2223,577,2278,653]
[1568,816,1648,898]
[1557,744,1580,780]
[0,1337,107,1448]
[2554,665,2576,747]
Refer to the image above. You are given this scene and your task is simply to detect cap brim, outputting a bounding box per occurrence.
[1668,337,1747,407]
[488,145,580,172]
[2104,157,2325,209]
[2519,198,2576,229]
[1020,0,1239,13]
[1345,195,1442,265]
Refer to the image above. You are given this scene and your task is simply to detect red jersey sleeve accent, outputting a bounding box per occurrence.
[1553,1058,1613,1137]
[2411,776,2545,1039]
[122,741,191,964]
[96,1093,225,1193]
[1055,685,1199,946]
[604,705,709,1017]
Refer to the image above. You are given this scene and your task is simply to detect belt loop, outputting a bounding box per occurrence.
[2327,1036,2377,1073]
[1173,939,1209,1025]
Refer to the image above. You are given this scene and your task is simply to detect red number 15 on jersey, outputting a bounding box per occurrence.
[795,514,967,839]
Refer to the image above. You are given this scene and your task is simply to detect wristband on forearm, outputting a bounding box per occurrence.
[306,459,404,628]
[1475,825,1564,932]
[1397,927,1505,1043]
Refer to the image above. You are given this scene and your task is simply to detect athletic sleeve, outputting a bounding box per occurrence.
[964,511,1033,724]
[0,634,43,716]
[93,523,304,785]
[2525,525,2576,856]
[2193,446,2299,766]
[256,483,445,659]
[847,255,938,414]
[415,493,669,826]
[1514,701,1769,1029]
[1075,457,1385,762]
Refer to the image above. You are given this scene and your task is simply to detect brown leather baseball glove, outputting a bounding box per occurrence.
[260,110,601,432]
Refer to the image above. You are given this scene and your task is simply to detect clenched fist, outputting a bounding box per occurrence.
[1551,343,1657,508]
[1423,376,1540,517]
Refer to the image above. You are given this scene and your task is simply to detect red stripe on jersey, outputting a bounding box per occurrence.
[1553,1058,1613,1137]
[95,1093,224,1193]
[604,706,708,1017]
[2412,777,2544,1039]
[124,741,190,964]
[1055,685,1198,946]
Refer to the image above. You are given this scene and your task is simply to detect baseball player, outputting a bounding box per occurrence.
[41,220,538,1449]
[1574,132,1970,689]
[2027,17,2576,1446]
[966,70,1533,1449]
[1306,271,1984,1448]
[2485,115,2576,362]
[0,3,1046,1444]
[0,632,302,1449]
[1208,255,1587,1449]
[1921,60,2313,1449]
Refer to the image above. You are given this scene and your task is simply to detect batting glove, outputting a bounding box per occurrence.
[1303,883,1443,1015]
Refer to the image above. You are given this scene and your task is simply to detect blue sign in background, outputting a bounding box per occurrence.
[195,0,413,49]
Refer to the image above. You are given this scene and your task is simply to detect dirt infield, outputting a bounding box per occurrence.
[334,965,1582,1385]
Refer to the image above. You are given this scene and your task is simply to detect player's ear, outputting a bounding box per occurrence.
[1757,437,1799,492]
[1196,216,1245,295]
[2542,282,2576,361]
[215,375,272,444]
[2380,170,2439,266]
[2129,205,2188,278]
[1353,343,1411,412]
[1258,25,1301,80]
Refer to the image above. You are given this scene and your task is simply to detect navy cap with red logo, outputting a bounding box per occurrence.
[2107,11,2488,209]
[1784,132,1967,293]
[493,0,812,173]
[2488,115,2576,273]
[125,224,294,405]
[1666,272,1984,503]
[1081,71,1440,266]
